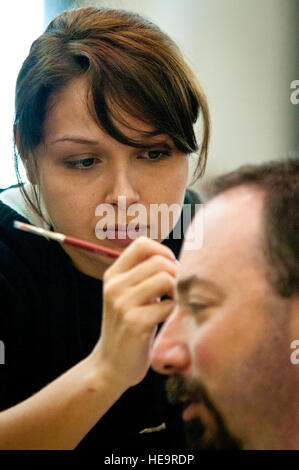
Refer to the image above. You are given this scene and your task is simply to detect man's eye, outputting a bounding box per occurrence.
[188,303,207,314]
[65,157,97,169]
[139,150,171,161]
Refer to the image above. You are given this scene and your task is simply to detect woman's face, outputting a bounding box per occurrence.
[33,78,189,279]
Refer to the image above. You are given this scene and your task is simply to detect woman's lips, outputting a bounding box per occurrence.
[104,226,148,245]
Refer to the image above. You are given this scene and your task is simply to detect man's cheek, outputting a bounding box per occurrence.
[192,326,227,377]
[191,311,244,375]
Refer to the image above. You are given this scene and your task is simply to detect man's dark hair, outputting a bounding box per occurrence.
[208,158,299,297]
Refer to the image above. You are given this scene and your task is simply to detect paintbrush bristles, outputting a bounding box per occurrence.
[13,220,122,259]
[13,221,65,242]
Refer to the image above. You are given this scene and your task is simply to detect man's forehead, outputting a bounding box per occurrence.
[179,186,266,278]
[186,186,264,246]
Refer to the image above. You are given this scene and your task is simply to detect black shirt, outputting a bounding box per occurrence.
[0,189,200,450]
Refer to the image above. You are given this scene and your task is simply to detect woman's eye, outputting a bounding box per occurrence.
[139,150,171,161]
[65,157,97,169]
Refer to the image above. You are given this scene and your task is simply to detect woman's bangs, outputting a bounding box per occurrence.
[88,74,170,148]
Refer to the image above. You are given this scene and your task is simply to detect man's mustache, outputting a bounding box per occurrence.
[165,374,211,408]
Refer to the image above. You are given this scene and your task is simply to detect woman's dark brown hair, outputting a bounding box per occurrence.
[14,7,210,220]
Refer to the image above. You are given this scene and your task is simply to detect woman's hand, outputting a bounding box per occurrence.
[90,236,178,390]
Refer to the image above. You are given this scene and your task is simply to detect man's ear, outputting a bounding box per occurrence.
[15,128,38,185]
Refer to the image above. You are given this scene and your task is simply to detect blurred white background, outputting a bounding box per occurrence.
[0,0,44,187]
[1,0,298,193]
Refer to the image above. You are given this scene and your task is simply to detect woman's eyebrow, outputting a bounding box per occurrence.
[49,136,99,145]
[49,136,173,149]
[142,141,172,150]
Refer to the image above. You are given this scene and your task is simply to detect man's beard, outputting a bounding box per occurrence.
[166,374,242,450]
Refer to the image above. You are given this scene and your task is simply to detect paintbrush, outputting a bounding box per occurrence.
[13,220,121,259]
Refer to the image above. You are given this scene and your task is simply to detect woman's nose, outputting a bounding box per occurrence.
[104,166,140,207]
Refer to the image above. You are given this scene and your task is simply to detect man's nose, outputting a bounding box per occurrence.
[104,165,139,207]
[151,311,191,375]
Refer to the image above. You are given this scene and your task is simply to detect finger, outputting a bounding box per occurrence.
[104,237,176,279]
[128,299,175,330]
[116,255,178,289]
[122,272,176,309]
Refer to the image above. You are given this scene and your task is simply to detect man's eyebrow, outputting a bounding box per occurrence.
[176,275,224,298]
